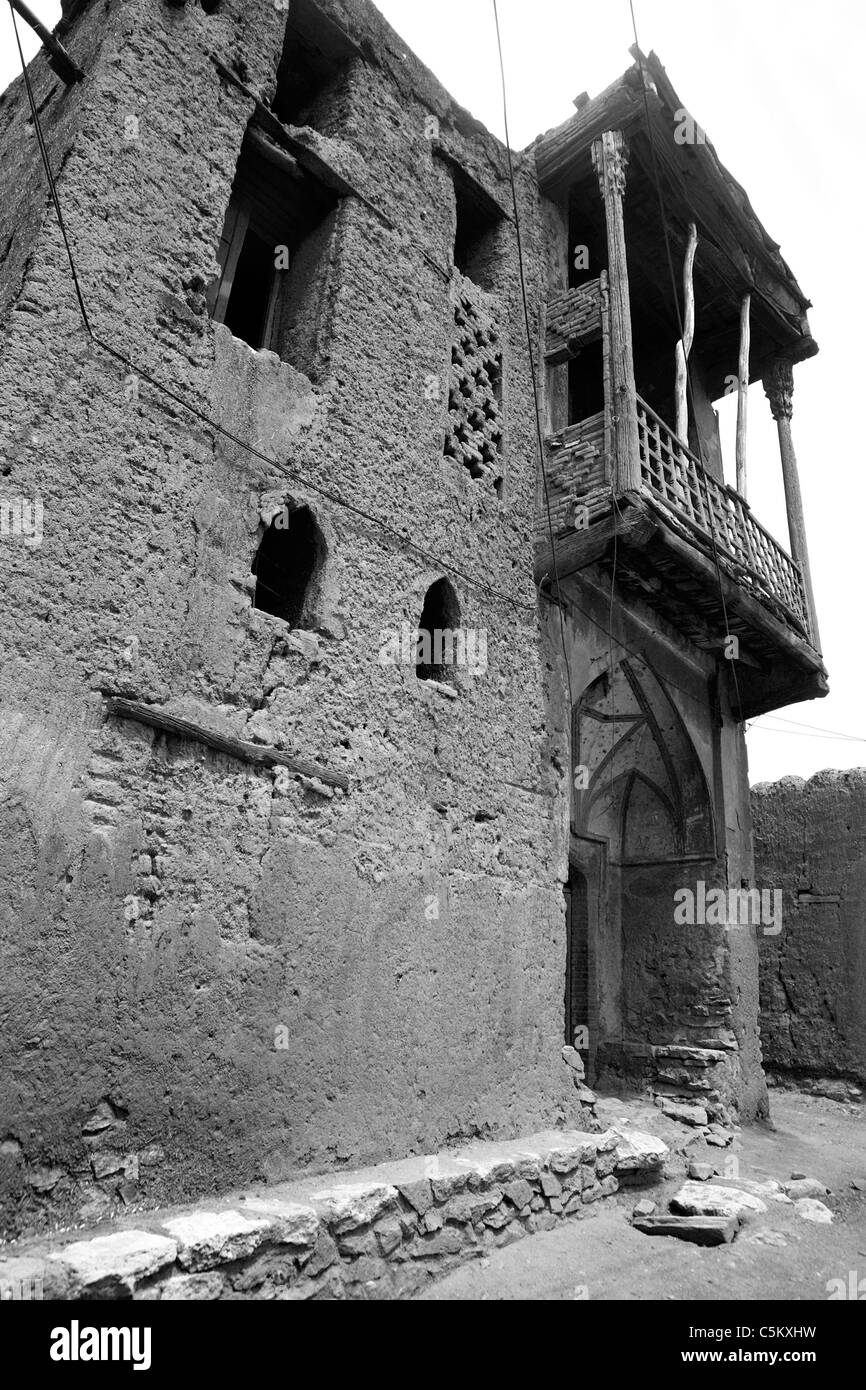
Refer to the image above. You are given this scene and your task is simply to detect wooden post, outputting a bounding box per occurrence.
[591,130,640,493]
[763,358,821,649]
[675,222,698,445]
[735,292,750,497]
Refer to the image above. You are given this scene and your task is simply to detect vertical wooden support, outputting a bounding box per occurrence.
[591,130,640,493]
[735,292,750,497]
[675,221,698,445]
[763,358,821,649]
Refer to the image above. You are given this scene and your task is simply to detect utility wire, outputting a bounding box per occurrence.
[747,725,866,743]
[748,718,866,744]
[9,2,92,337]
[757,712,861,738]
[492,0,575,717]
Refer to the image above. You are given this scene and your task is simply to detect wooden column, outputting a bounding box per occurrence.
[675,222,698,445]
[763,358,821,649]
[591,130,640,493]
[735,293,750,497]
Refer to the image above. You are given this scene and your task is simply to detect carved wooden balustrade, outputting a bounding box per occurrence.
[635,395,811,636]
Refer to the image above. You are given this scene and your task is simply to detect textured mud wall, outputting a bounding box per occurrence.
[0,0,577,1239]
[752,770,866,1084]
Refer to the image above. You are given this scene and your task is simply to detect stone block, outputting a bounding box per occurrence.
[238,1197,319,1247]
[163,1211,270,1272]
[670,1182,767,1220]
[374,1217,404,1256]
[440,1187,503,1225]
[420,1227,466,1257]
[397,1178,434,1216]
[504,1178,534,1209]
[50,1230,178,1295]
[310,1183,398,1233]
[539,1170,562,1198]
[337,1227,378,1258]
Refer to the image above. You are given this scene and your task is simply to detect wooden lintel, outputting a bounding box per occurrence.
[105,697,350,791]
[210,55,395,234]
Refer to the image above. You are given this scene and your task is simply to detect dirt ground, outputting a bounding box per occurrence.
[419,1087,866,1301]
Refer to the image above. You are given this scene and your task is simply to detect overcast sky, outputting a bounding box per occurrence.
[2,0,863,786]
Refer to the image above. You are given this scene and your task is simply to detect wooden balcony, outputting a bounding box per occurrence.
[636,397,811,634]
[537,396,828,719]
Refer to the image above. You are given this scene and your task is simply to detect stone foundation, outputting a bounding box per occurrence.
[0,1127,667,1301]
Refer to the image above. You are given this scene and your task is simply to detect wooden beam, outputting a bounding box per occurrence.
[535,78,645,189]
[247,126,303,181]
[736,292,750,496]
[105,698,350,791]
[591,130,640,492]
[10,0,84,85]
[675,221,698,443]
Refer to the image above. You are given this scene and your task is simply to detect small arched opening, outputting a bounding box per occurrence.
[415,577,461,683]
[251,504,324,627]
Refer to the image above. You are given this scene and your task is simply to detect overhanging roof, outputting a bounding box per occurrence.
[532,49,816,367]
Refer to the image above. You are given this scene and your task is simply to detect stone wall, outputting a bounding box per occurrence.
[752,770,866,1085]
[0,1126,666,1301]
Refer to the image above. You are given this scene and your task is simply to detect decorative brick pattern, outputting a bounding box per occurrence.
[546,278,603,364]
[444,280,503,486]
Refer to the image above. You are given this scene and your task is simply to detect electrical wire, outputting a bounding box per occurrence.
[756,712,863,739]
[748,721,866,744]
[491,0,575,716]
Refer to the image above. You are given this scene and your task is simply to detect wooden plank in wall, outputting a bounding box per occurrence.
[105,698,350,791]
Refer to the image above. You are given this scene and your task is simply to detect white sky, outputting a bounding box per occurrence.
[2,0,864,786]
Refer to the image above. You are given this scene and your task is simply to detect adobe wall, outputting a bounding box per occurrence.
[0,0,578,1239]
[752,770,866,1086]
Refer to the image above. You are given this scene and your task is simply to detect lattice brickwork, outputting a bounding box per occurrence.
[444,285,503,486]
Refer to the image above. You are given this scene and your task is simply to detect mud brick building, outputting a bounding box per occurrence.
[0,0,825,1236]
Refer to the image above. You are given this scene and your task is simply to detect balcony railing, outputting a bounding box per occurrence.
[635,395,811,636]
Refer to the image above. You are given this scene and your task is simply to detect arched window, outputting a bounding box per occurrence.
[251,505,323,627]
[416,578,461,683]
